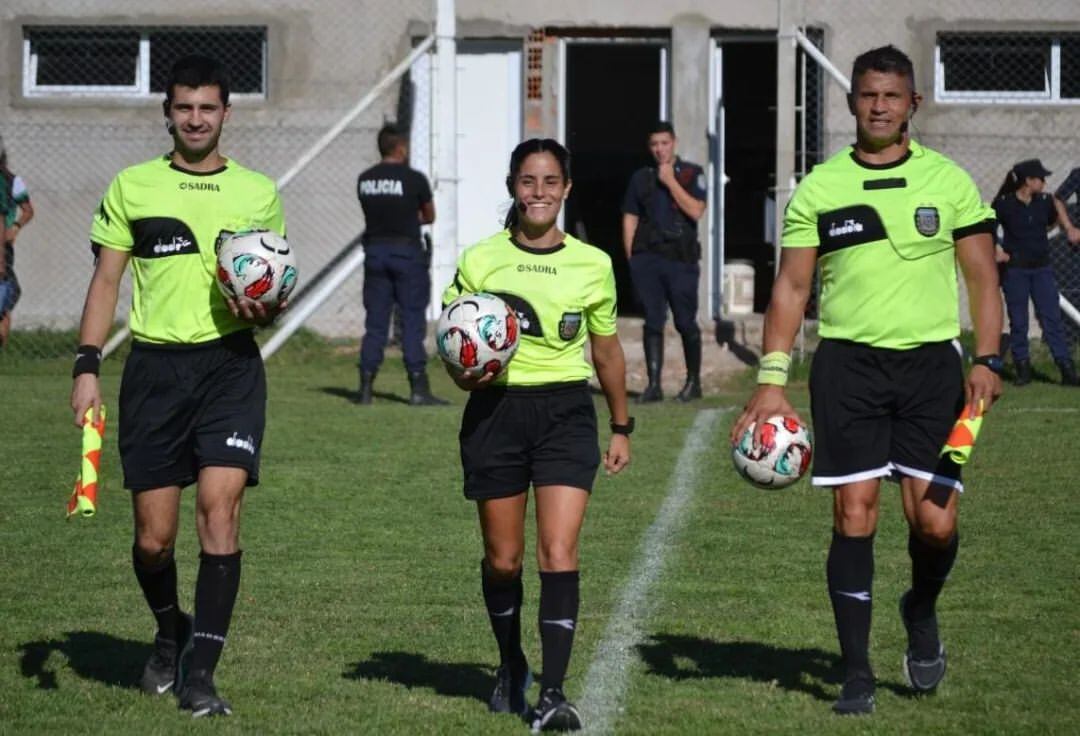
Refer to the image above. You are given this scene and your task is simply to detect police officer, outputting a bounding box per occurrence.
[1055,166,1080,214]
[356,123,446,405]
[621,121,707,403]
[991,159,1080,386]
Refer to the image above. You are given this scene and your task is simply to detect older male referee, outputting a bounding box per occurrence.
[732,45,1003,715]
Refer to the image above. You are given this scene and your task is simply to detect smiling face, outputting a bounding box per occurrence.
[512,151,571,229]
[166,84,230,163]
[851,70,918,150]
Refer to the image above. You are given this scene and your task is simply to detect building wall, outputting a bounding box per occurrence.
[2,0,1078,341]
[1,0,431,334]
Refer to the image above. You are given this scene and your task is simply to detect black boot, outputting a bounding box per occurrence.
[1014,360,1032,387]
[675,332,702,402]
[355,370,375,405]
[408,371,449,406]
[637,330,664,403]
[1059,360,1080,387]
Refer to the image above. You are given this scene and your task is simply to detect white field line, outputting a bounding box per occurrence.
[579,408,724,735]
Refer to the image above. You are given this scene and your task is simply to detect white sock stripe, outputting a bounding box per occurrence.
[489,606,516,617]
[834,590,872,602]
[151,604,176,614]
[193,632,227,644]
[541,618,575,631]
[579,409,721,735]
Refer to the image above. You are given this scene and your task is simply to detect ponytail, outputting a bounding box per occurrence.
[993,170,1020,203]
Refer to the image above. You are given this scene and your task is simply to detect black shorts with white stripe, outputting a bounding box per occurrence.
[808,338,965,491]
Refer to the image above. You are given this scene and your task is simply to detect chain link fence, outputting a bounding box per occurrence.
[1,0,435,358]
[3,1,1078,365]
[797,0,1080,362]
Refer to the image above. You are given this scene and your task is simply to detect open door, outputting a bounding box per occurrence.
[562,39,669,314]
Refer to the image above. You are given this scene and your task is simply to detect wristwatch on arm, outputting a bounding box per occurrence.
[972,354,1004,375]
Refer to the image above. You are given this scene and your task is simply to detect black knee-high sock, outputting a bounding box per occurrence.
[190,551,242,677]
[538,570,579,692]
[133,546,180,640]
[481,561,524,666]
[907,531,958,624]
[827,531,874,682]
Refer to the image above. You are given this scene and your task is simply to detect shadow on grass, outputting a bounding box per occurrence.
[344,651,495,704]
[638,634,841,702]
[19,631,151,690]
[638,634,920,701]
[318,386,411,405]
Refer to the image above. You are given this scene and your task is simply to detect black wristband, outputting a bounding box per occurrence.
[73,344,102,378]
[972,354,1004,376]
[610,417,635,436]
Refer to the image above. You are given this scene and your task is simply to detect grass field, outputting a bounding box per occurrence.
[1,335,1078,734]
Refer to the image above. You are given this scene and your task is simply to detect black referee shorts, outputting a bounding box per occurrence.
[118,330,266,492]
[459,381,600,500]
[809,338,965,491]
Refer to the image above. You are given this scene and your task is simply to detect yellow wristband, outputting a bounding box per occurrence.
[756,351,791,386]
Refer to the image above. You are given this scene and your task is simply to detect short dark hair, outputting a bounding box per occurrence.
[377,124,409,157]
[851,45,916,93]
[164,55,230,107]
[648,121,676,138]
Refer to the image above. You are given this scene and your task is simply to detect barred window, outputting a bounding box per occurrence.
[935,32,1080,104]
[22,26,267,99]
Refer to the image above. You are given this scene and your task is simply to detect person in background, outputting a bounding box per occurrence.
[621,122,707,403]
[991,159,1080,386]
[0,136,35,349]
[355,123,446,406]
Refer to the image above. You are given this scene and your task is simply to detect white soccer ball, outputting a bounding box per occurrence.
[436,292,520,377]
[732,415,813,490]
[215,230,298,308]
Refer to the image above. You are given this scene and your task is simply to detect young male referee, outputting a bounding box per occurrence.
[70,55,286,717]
[731,45,1003,715]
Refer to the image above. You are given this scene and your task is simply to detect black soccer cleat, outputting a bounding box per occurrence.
[489,658,532,716]
[832,676,875,715]
[178,671,233,718]
[530,687,582,732]
[139,612,193,696]
[900,590,947,692]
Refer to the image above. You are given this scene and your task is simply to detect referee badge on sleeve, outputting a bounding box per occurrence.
[558,312,582,341]
[914,206,940,237]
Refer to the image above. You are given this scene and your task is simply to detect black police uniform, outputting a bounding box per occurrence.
[1055,167,1080,213]
[993,188,1077,383]
[622,158,707,401]
[356,161,444,403]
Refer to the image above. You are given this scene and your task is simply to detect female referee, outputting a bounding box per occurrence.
[442,138,632,732]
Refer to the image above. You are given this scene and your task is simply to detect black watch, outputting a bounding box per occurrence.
[610,417,635,436]
[972,354,1004,375]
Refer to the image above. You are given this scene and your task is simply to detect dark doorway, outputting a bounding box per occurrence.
[720,41,777,312]
[564,42,664,314]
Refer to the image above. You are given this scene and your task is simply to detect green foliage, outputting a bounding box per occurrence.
[1,339,1077,734]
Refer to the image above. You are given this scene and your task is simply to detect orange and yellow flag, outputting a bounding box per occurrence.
[940,400,983,465]
[67,407,106,519]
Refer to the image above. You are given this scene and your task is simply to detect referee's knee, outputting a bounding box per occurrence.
[484,553,524,580]
[910,516,957,549]
[537,541,579,572]
[133,538,175,565]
